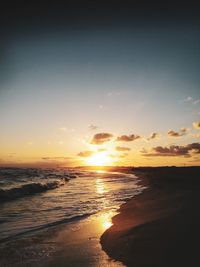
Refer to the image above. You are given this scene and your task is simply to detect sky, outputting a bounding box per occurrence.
[0,2,200,167]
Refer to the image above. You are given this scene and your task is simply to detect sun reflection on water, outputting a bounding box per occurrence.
[95,178,109,194]
[99,212,114,230]
[95,170,106,173]
[102,220,113,230]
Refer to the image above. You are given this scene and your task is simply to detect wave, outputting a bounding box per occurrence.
[0,180,65,202]
[0,213,93,244]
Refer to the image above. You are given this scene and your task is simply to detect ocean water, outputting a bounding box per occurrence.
[0,167,145,243]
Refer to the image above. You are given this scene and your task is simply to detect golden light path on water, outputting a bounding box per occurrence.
[0,169,131,267]
[99,212,113,230]
[94,171,114,230]
[95,178,109,194]
[51,169,123,266]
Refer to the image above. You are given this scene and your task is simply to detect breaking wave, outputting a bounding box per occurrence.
[0,180,65,202]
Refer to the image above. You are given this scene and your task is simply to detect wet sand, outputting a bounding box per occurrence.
[48,211,125,267]
[101,167,200,267]
[0,211,124,267]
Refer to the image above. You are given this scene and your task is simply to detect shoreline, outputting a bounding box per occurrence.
[0,168,141,267]
[100,167,200,267]
[0,211,125,267]
[1,167,200,266]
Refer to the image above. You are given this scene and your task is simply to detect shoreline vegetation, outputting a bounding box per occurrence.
[100,166,200,267]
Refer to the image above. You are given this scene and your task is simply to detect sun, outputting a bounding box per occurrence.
[86,152,113,166]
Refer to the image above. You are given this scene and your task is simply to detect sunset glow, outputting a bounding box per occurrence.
[86,152,113,166]
[0,2,200,168]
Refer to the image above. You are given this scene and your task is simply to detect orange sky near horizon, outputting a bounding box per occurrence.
[1,121,200,167]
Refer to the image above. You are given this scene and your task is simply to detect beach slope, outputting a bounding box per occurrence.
[101,167,200,267]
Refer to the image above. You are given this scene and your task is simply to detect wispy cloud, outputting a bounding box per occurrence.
[183,96,200,105]
[42,156,70,160]
[167,128,187,137]
[38,156,77,167]
[193,99,200,105]
[8,153,17,158]
[115,146,131,151]
[90,133,113,145]
[147,132,159,140]
[88,124,98,130]
[116,134,140,142]
[119,153,129,158]
[142,143,200,157]
[77,151,94,157]
[184,96,193,102]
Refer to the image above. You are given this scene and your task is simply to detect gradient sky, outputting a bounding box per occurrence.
[0,2,200,167]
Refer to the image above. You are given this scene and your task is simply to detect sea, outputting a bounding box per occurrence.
[0,167,146,266]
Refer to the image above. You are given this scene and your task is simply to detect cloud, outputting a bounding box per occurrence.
[168,130,181,137]
[115,146,131,151]
[116,134,140,142]
[167,128,187,137]
[119,153,129,158]
[148,132,159,140]
[180,128,187,133]
[41,157,70,160]
[193,121,200,129]
[90,133,113,145]
[142,143,200,157]
[183,96,200,105]
[184,96,193,102]
[77,151,94,157]
[141,148,148,154]
[193,99,200,105]
[8,153,17,158]
[88,124,98,130]
[40,156,77,166]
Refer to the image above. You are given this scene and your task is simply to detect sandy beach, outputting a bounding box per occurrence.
[0,211,125,267]
[101,167,200,267]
